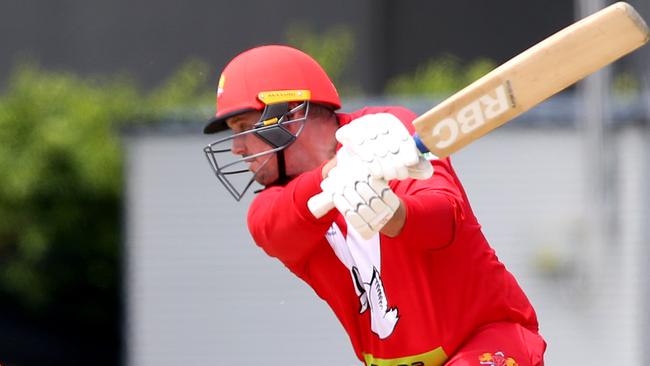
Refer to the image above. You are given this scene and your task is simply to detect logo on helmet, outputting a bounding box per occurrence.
[217,74,226,98]
[257,90,312,105]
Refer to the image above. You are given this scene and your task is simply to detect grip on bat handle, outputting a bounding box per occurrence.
[413,133,430,154]
[307,192,335,219]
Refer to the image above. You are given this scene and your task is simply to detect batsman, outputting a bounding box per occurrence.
[203,44,545,366]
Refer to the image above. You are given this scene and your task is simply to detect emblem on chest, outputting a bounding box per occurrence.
[326,223,399,339]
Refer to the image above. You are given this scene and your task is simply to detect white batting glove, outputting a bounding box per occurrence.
[336,113,434,181]
[319,148,400,239]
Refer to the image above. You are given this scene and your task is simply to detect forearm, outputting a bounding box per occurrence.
[383,158,464,247]
[380,197,406,237]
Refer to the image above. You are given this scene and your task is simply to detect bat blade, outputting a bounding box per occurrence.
[414,1,649,158]
[308,1,649,219]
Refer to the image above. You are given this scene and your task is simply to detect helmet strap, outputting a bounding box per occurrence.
[253,150,290,194]
[274,150,291,186]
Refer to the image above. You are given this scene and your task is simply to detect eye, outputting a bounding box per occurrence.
[228,120,250,133]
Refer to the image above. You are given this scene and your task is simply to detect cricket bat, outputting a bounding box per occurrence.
[308,1,649,219]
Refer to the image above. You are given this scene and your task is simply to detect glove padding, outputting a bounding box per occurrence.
[319,147,400,239]
[335,113,434,181]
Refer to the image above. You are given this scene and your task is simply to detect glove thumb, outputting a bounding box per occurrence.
[407,156,434,180]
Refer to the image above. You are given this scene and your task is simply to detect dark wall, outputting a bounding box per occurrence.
[0,0,371,89]
[0,0,578,94]
[377,0,574,81]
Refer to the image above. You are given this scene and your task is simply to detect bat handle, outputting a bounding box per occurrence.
[413,133,430,154]
[307,191,335,219]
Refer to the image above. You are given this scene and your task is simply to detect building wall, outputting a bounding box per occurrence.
[0,0,574,94]
[124,119,647,365]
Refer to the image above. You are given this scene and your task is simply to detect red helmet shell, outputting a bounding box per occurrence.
[204,45,341,133]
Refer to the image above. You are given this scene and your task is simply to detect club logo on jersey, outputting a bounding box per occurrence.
[352,266,399,339]
[325,223,399,339]
[479,351,518,366]
[431,80,515,150]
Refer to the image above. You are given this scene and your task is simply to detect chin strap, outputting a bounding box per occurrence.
[273,150,292,186]
[255,150,291,194]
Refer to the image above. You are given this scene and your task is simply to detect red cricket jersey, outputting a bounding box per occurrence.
[247,106,539,365]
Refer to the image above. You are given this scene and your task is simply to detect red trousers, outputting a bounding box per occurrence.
[445,322,546,366]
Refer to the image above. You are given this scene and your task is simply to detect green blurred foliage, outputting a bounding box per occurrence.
[285,24,359,96]
[612,70,641,99]
[0,58,211,358]
[385,54,496,97]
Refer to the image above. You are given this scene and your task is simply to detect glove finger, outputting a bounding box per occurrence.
[379,157,399,181]
[407,157,435,180]
[371,130,392,153]
[334,146,354,167]
[379,141,414,180]
[350,178,394,235]
[366,178,399,213]
[356,204,378,224]
[308,192,335,219]
[367,194,392,215]
[348,141,383,177]
[320,176,334,192]
[400,147,421,168]
[351,220,377,240]
[355,181,380,204]
[344,209,374,238]
[335,124,358,145]
[344,184,387,225]
[380,187,401,211]
[385,154,405,181]
[352,145,376,164]
[394,163,409,180]
[342,185,366,211]
[342,148,372,175]
[340,120,372,146]
[374,141,389,159]
[366,160,384,178]
[345,211,369,231]
[368,210,395,232]
[328,163,361,191]
[323,168,344,192]
[332,192,355,217]
[368,176,389,194]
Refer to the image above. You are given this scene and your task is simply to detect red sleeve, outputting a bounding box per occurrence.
[247,164,337,266]
[390,157,467,250]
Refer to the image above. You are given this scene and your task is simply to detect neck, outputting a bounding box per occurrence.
[285,113,339,175]
[312,113,339,161]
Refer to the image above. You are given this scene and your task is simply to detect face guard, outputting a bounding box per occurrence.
[203,101,310,201]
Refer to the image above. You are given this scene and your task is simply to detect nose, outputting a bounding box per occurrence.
[231,135,247,156]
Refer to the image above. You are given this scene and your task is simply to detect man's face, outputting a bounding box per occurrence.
[226,111,279,186]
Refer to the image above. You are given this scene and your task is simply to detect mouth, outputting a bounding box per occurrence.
[241,155,254,166]
[241,152,273,176]
[244,158,260,173]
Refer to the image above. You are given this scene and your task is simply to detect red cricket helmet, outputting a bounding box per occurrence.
[203,45,342,134]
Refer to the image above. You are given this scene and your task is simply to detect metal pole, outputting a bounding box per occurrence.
[575,0,612,295]
[630,1,650,363]
[642,72,650,366]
